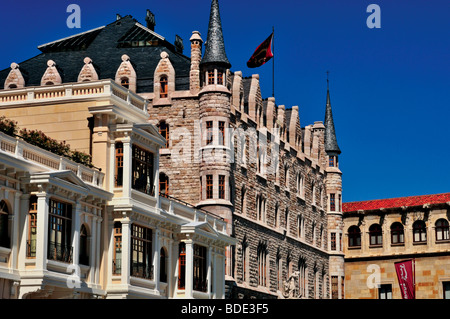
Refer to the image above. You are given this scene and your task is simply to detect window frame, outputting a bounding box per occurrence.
[413,220,427,243]
[130,224,153,280]
[48,199,73,263]
[159,75,168,98]
[435,219,450,242]
[369,224,383,247]
[348,225,361,248]
[131,145,155,196]
[390,222,405,245]
[206,175,213,199]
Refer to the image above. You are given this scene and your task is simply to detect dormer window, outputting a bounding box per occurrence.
[121,77,129,89]
[160,76,168,98]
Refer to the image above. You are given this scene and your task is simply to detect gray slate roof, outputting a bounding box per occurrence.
[324,87,341,155]
[0,16,191,93]
[200,0,231,68]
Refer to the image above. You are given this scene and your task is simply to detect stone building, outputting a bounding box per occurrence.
[0,0,344,299]
[343,193,450,299]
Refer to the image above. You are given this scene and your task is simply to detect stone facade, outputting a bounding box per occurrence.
[0,0,345,299]
[343,195,450,299]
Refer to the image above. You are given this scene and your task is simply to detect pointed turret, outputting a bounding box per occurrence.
[201,0,231,69]
[324,79,341,155]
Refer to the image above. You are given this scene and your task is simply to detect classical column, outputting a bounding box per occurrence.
[184,240,194,298]
[17,194,30,269]
[121,216,131,285]
[11,191,21,270]
[35,191,49,270]
[72,200,82,266]
[122,136,132,198]
[89,214,97,282]
[154,228,160,290]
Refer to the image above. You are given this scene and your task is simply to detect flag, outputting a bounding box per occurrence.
[247,32,274,68]
[394,259,415,299]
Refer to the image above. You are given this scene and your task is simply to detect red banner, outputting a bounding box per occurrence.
[394,259,416,299]
[247,33,274,68]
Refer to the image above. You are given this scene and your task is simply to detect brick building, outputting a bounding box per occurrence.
[343,193,450,299]
[0,0,344,299]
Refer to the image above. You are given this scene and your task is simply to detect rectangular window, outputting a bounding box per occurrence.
[331,276,339,299]
[208,70,215,85]
[206,121,213,145]
[379,284,392,299]
[193,244,207,292]
[113,222,122,275]
[340,233,343,252]
[331,232,337,251]
[178,243,186,289]
[206,175,213,199]
[48,200,72,263]
[218,175,225,199]
[218,121,225,146]
[217,70,224,85]
[115,142,123,187]
[158,122,169,148]
[131,224,153,280]
[330,193,336,211]
[132,145,154,196]
[338,194,341,212]
[329,156,335,167]
[444,282,450,299]
[27,197,37,258]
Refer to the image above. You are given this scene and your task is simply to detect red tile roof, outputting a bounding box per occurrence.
[343,193,450,213]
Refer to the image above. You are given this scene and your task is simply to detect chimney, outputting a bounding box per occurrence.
[145,10,156,31]
[175,35,184,54]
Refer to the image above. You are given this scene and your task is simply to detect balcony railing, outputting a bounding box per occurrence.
[48,241,73,263]
[131,262,154,280]
[0,131,104,188]
[0,79,148,115]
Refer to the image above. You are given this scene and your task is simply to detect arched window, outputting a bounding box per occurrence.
[8,84,17,89]
[298,258,307,297]
[348,225,361,248]
[274,203,279,228]
[160,76,168,98]
[79,225,89,265]
[121,77,129,89]
[257,242,268,287]
[159,173,169,197]
[45,81,54,86]
[369,224,382,246]
[435,219,450,241]
[390,222,404,245]
[240,187,246,214]
[160,247,167,282]
[413,220,427,243]
[0,201,10,248]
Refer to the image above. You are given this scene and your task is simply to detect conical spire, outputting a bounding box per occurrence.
[324,77,341,155]
[201,0,231,68]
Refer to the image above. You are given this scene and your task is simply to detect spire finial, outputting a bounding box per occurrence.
[200,0,231,68]
[324,73,341,155]
[326,70,330,89]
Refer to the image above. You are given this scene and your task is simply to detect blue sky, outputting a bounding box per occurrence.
[0,0,449,202]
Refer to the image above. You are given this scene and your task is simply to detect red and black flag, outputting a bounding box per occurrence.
[247,32,274,68]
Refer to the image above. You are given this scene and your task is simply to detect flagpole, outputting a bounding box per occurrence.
[272,26,275,98]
